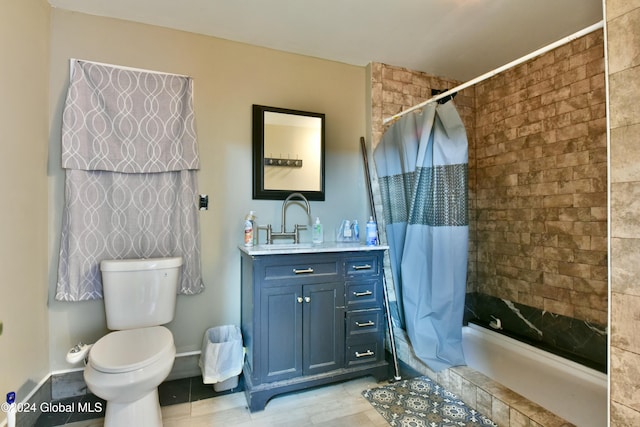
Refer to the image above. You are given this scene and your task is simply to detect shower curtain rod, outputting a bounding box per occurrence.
[383,20,604,125]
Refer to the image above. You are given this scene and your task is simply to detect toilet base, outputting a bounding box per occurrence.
[104,388,162,427]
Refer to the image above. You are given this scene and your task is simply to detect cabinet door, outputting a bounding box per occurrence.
[260,286,303,382]
[302,282,345,375]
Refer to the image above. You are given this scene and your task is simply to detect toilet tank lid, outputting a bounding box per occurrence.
[100,257,183,272]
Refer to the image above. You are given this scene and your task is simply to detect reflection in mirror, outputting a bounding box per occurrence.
[253,105,325,200]
[264,112,322,191]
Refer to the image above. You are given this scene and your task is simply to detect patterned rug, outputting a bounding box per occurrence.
[362,376,497,427]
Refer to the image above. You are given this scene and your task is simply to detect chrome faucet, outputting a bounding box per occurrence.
[265,192,311,244]
[281,192,310,235]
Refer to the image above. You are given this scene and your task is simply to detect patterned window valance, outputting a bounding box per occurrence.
[62,59,199,173]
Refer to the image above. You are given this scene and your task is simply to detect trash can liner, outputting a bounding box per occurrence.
[199,325,243,384]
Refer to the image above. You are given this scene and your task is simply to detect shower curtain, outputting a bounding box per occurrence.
[374,100,468,371]
[56,59,203,301]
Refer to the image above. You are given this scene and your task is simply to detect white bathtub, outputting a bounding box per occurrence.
[462,323,607,427]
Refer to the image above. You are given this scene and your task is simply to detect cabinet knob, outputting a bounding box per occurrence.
[304,296,311,303]
[297,297,303,303]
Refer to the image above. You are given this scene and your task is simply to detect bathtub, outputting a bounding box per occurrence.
[462,323,607,427]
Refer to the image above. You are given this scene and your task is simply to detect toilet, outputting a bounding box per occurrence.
[84,257,183,427]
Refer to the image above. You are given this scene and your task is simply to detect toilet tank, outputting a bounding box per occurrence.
[100,257,183,330]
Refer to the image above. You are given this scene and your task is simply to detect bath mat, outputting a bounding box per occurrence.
[362,376,497,427]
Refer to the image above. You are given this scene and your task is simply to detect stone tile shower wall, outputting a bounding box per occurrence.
[472,30,608,369]
[607,0,640,423]
[474,30,607,326]
[370,29,607,369]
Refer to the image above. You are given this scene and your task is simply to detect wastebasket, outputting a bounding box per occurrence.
[198,325,244,392]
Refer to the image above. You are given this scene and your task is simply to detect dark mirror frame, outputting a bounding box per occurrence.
[252,104,326,201]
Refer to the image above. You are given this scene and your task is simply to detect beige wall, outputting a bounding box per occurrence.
[47,9,370,370]
[607,0,640,424]
[0,0,51,413]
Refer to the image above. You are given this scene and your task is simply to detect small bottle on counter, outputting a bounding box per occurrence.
[312,217,324,244]
[352,220,359,241]
[366,216,378,246]
[244,211,256,246]
[343,220,352,240]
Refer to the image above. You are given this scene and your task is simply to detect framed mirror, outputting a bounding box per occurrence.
[252,104,325,200]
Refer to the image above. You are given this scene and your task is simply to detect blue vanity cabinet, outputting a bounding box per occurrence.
[260,280,344,383]
[240,248,389,412]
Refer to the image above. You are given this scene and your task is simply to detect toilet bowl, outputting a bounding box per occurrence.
[84,326,176,427]
[82,256,183,427]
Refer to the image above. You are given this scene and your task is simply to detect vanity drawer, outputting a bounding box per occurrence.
[261,255,340,283]
[346,279,381,309]
[346,309,383,337]
[344,254,380,277]
[345,336,384,366]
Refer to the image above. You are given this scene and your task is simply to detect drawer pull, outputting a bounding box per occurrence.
[355,321,375,327]
[355,350,375,358]
[353,290,373,297]
[293,267,314,274]
[352,264,372,270]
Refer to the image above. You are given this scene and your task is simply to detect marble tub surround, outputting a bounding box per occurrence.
[465,292,607,372]
[391,326,573,427]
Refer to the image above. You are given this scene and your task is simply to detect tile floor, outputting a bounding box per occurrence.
[55,376,391,427]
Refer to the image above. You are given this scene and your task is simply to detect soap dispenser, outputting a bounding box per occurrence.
[244,211,256,247]
[312,217,324,244]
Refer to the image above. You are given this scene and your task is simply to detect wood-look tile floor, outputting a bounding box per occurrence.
[59,376,390,427]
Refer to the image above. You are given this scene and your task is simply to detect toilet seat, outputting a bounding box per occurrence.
[89,326,174,374]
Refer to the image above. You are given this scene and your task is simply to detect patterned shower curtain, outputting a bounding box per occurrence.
[56,59,203,301]
[374,100,468,371]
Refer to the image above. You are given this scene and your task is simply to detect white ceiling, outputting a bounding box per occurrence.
[48,0,603,81]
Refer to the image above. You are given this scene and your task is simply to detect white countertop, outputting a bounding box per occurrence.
[238,242,389,256]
